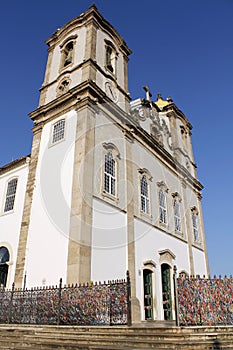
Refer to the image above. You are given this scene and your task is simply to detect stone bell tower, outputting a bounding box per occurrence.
[39,4,131,112]
[14,5,132,288]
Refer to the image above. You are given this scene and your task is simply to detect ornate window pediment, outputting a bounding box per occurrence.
[159,249,176,266]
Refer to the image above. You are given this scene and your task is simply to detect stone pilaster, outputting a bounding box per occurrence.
[197,193,210,277]
[124,130,141,323]
[123,55,130,113]
[81,20,97,83]
[167,111,181,163]
[66,105,95,284]
[39,46,54,107]
[14,125,43,288]
[181,180,195,275]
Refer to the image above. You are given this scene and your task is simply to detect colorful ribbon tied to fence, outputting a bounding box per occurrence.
[177,276,233,326]
[0,276,130,326]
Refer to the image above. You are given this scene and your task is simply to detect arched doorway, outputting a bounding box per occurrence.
[161,263,172,320]
[143,269,153,320]
[0,247,10,288]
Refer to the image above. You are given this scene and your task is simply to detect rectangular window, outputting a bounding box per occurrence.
[4,178,18,212]
[52,119,65,144]
[192,213,198,241]
[104,152,116,196]
[159,189,167,224]
[174,199,181,231]
[140,176,149,214]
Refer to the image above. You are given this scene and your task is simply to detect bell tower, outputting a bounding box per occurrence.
[39,4,131,112]
[14,5,132,288]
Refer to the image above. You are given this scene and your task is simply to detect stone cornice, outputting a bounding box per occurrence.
[40,58,131,100]
[46,5,132,57]
[0,155,30,176]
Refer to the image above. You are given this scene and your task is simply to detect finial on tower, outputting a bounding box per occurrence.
[143,85,152,101]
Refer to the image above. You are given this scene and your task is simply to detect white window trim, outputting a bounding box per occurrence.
[1,177,19,215]
[102,143,120,200]
[138,168,152,217]
[49,118,66,147]
[191,206,201,244]
[172,192,182,234]
[157,181,169,226]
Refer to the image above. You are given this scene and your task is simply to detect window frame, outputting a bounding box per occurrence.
[172,192,182,233]
[104,40,118,75]
[50,118,66,146]
[138,168,152,216]
[157,181,169,225]
[102,143,120,200]
[59,35,78,72]
[3,177,18,214]
[191,206,200,243]
[140,175,150,215]
[104,151,116,197]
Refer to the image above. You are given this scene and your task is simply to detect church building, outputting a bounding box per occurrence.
[0,5,209,322]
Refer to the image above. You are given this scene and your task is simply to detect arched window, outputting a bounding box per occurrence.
[159,188,167,224]
[140,175,149,214]
[191,207,199,242]
[105,40,117,74]
[104,151,116,196]
[63,41,73,67]
[172,193,182,232]
[4,178,18,212]
[0,247,10,288]
[106,46,113,72]
[174,199,181,231]
[52,119,65,144]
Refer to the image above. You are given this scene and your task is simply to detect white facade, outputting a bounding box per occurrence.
[0,5,209,323]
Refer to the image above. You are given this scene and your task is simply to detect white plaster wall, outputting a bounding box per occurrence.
[91,198,127,282]
[25,110,77,288]
[192,247,208,276]
[93,110,127,211]
[0,162,29,288]
[134,218,190,320]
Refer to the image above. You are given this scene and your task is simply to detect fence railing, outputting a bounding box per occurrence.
[176,274,233,326]
[0,272,131,326]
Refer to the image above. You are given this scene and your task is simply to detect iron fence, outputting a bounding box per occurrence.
[0,272,131,326]
[176,275,233,326]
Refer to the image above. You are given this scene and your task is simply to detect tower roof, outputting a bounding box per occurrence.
[46,4,132,56]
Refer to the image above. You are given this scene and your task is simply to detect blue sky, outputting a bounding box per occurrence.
[0,0,233,276]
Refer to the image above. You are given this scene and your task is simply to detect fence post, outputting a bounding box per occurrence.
[57,278,62,325]
[173,265,179,326]
[8,282,15,324]
[126,270,132,326]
